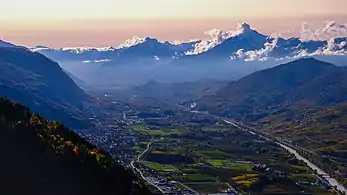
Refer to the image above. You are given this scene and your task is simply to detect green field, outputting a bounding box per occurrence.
[292,173,317,182]
[184,182,230,193]
[207,159,253,171]
[124,120,335,195]
[130,125,183,136]
[202,126,231,132]
[144,161,178,172]
[195,149,231,158]
[180,173,217,182]
[148,129,182,136]
[179,166,199,173]
[130,125,148,131]
[290,165,309,172]
[343,179,347,186]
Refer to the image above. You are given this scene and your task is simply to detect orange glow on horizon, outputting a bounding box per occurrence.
[0,0,346,47]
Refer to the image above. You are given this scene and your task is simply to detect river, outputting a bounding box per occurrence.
[279,143,347,194]
[223,119,347,194]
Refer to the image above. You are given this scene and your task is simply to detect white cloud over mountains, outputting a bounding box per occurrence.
[301,20,347,41]
[185,22,252,55]
[29,20,347,63]
[232,37,347,62]
[230,36,279,61]
[295,38,347,57]
[117,36,147,49]
[83,59,110,63]
[186,21,347,57]
[226,21,347,62]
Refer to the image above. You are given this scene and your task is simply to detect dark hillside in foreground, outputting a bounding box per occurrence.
[0,97,152,195]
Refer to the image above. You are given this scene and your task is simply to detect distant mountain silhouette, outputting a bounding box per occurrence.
[33,23,347,64]
[197,58,347,118]
[110,79,227,106]
[198,24,268,58]
[34,38,199,64]
[0,39,18,47]
[0,45,88,127]
[30,24,347,87]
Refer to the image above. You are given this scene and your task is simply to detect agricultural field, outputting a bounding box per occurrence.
[195,149,231,159]
[144,161,178,172]
[129,125,184,136]
[207,159,253,171]
[129,120,336,195]
[179,173,217,182]
[183,182,230,194]
[130,125,148,131]
[292,173,317,182]
[232,174,259,188]
[148,129,182,136]
[201,126,231,132]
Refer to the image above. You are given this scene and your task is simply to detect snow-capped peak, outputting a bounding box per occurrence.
[185,22,262,55]
[31,45,53,52]
[117,36,147,49]
[60,47,115,53]
[27,21,347,63]
[32,45,116,53]
[236,22,252,34]
[170,40,198,45]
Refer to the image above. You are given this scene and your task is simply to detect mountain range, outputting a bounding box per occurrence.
[2,23,347,94]
[33,37,199,64]
[104,79,228,107]
[26,23,347,87]
[33,23,347,65]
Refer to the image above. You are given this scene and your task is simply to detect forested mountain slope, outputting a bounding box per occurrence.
[0,97,152,195]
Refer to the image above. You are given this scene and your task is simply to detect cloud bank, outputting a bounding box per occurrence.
[32,20,347,64]
[295,38,347,58]
[230,38,347,62]
[230,36,279,61]
[186,22,252,55]
[117,36,146,49]
[228,21,347,62]
[301,20,347,41]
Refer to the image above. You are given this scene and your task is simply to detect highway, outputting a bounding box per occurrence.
[131,139,166,194]
[279,143,347,194]
[137,141,152,162]
[131,137,199,194]
[223,119,347,194]
[188,108,347,194]
[177,182,199,195]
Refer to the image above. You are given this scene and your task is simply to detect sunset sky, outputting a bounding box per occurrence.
[1,0,346,47]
